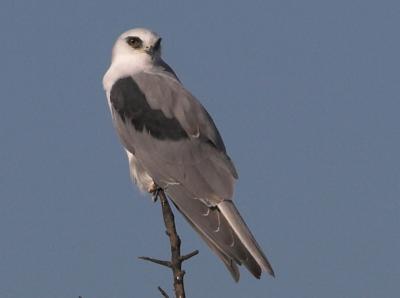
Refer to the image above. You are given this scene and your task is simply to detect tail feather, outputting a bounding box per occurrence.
[176,209,241,281]
[165,185,272,280]
[218,200,275,277]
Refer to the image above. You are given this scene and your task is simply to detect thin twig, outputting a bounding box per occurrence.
[180,250,199,262]
[158,286,170,298]
[138,256,172,268]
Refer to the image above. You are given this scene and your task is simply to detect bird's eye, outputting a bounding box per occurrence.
[126,36,143,49]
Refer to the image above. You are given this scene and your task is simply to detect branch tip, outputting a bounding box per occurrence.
[138,256,172,268]
[158,286,169,298]
[180,250,199,262]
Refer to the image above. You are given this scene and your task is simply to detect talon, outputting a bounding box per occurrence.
[151,186,162,202]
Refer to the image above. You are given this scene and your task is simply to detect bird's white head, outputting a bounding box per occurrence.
[111,28,162,64]
[103,28,163,91]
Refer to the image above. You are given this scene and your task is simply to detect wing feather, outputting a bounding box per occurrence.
[109,74,237,203]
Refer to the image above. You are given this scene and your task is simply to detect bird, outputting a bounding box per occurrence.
[103,28,274,281]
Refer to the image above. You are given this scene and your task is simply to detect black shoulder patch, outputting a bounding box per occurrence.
[110,77,188,141]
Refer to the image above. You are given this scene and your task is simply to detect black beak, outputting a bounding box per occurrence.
[146,38,162,56]
[153,38,162,51]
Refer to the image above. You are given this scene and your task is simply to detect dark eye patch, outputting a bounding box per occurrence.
[126,36,143,49]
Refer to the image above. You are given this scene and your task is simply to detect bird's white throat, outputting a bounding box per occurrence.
[103,53,153,92]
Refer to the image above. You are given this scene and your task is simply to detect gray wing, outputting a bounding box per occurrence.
[110,72,237,202]
[109,71,274,279]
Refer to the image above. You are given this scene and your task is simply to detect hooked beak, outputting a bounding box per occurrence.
[145,38,162,56]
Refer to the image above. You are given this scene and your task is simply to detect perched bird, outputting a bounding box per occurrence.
[103,28,274,281]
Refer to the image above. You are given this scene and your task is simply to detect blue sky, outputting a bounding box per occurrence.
[0,1,399,297]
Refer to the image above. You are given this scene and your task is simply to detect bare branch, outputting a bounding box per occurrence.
[138,256,172,268]
[140,189,199,298]
[180,250,199,262]
[158,190,186,298]
[158,286,170,298]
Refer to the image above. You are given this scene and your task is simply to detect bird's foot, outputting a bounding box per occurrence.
[151,186,163,203]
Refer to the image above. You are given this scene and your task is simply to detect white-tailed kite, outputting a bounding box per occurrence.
[103,28,274,281]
